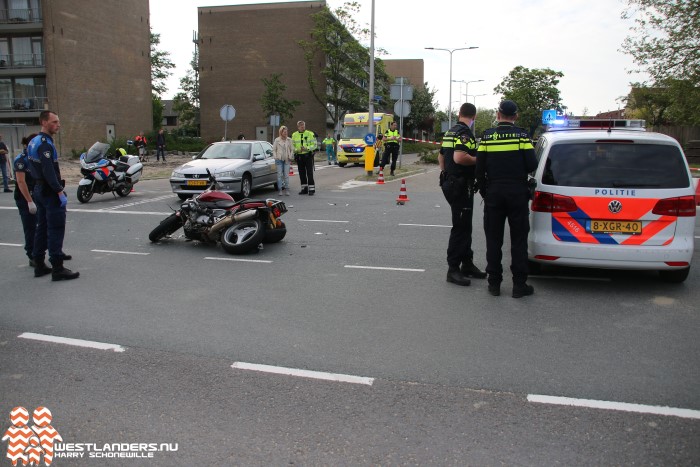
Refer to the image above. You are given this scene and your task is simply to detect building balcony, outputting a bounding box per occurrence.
[0,96,46,118]
[0,53,45,75]
[0,8,42,32]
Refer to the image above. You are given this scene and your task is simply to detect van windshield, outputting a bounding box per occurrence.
[542,143,689,188]
[342,125,370,139]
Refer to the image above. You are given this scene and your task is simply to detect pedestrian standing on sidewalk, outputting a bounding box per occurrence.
[273,125,293,196]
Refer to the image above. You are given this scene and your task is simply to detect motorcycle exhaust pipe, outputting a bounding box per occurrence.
[209,209,258,236]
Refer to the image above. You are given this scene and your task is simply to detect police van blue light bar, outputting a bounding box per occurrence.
[547,119,646,131]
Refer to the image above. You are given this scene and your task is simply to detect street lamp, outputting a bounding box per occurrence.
[464,80,483,105]
[468,94,487,107]
[425,46,478,128]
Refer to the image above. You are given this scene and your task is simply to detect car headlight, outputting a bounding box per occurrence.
[171,170,184,178]
[217,170,237,178]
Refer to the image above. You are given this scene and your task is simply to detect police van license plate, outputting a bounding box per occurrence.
[589,220,642,235]
[186,180,207,187]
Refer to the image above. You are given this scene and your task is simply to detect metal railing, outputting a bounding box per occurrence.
[0,53,44,68]
[0,96,47,111]
[0,8,42,24]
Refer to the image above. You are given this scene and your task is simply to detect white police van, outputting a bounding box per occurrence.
[528,119,696,282]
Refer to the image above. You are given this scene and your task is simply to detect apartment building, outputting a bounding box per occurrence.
[198,1,329,143]
[0,0,151,155]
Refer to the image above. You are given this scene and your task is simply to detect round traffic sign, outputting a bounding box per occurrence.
[220,105,236,122]
[364,133,376,145]
[394,100,410,118]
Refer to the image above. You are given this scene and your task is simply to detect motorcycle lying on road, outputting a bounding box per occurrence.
[77,142,143,203]
[149,170,287,254]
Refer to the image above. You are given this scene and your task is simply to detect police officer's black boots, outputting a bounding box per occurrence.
[51,261,80,282]
[446,267,471,286]
[299,187,308,195]
[461,260,487,279]
[33,259,52,278]
[512,283,534,299]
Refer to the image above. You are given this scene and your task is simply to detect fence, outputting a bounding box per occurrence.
[650,126,700,148]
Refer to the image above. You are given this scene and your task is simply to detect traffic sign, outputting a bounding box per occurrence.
[394,100,411,118]
[220,105,236,121]
[542,109,556,125]
[364,133,376,145]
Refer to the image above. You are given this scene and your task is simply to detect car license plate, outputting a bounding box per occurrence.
[589,220,642,234]
[186,180,207,187]
[347,157,359,161]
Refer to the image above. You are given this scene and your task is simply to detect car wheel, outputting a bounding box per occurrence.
[177,193,192,200]
[658,267,690,283]
[234,174,252,201]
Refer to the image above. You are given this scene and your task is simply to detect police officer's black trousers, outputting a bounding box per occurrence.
[483,183,530,285]
[16,197,36,260]
[296,152,315,191]
[447,192,474,269]
[381,144,399,172]
[32,186,66,265]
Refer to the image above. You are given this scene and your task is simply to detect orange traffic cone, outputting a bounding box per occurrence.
[376,167,385,184]
[289,164,295,176]
[396,178,410,205]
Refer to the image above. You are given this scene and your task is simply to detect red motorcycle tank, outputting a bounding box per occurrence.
[199,191,234,202]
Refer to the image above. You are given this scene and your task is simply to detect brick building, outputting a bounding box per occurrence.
[198,1,328,144]
[383,59,424,89]
[0,0,151,155]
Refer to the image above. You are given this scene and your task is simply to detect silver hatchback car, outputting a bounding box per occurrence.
[170,140,277,200]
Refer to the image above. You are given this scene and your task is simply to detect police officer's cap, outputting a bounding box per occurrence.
[498,100,518,117]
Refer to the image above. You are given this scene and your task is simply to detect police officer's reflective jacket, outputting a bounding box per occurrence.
[27,133,63,195]
[475,122,537,187]
[384,128,400,146]
[441,121,477,180]
[292,130,318,154]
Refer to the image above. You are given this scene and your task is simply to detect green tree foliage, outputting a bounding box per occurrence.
[494,66,563,134]
[173,50,200,136]
[260,73,301,126]
[621,0,700,87]
[150,31,175,129]
[473,108,496,138]
[626,80,700,126]
[152,95,164,131]
[402,82,436,138]
[298,2,391,130]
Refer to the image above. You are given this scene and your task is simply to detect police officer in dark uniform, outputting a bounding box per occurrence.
[475,100,537,298]
[439,103,487,286]
[27,110,79,281]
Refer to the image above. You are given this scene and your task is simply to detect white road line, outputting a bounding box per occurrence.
[18,332,126,353]
[528,394,700,420]
[102,194,175,211]
[231,362,374,386]
[91,249,150,256]
[204,256,272,263]
[345,265,425,272]
[0,242,23,247]
[298,219,350,223]
[65,209,171,215]
[399,223,450,228]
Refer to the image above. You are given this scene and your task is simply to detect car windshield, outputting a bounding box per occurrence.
[199,143,251,160]
[342,126,369,139]
[541,143,689,188]
[83,142,110,163]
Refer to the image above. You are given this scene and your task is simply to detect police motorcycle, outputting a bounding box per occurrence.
[77,142,143,203]
[149,169,287,254]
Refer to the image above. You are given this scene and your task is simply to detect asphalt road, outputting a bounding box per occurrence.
[1,158,698,465]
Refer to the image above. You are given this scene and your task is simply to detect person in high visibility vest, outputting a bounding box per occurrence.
[381,121,400,176]
[322,133,336,165]
[292,120,318,195]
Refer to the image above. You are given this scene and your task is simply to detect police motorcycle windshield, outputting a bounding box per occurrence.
[84,142,111,163]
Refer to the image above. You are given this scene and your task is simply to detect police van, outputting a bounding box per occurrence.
[336,112,394,167]
[528,119,696,282]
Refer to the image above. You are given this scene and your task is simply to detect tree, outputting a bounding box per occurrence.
[173,50,200,136]
[494,66,564,134]
[298,2,391,130]
[260,73,301,126]
[473,108,496,138]
[621,0,700,87]
[150,31,175,129]
[625,80,700,126]
[402,83,436,139]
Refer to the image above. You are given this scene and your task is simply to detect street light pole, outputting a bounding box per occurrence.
[464,79,483,104]
[425,46,478,128]
[469,94,487,107]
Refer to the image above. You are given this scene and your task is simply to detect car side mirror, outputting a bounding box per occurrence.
[192,155,197,160]
[254,154,264,161]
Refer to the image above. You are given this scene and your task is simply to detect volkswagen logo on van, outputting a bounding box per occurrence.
[608,200,622,214]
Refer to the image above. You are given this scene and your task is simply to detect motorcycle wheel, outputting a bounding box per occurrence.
[220,218,265,254]
[149,213,184,242]
[263,221,286,244]
[116,185,131,197]
[76,185,93,203]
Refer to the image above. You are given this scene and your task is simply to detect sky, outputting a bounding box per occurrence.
[149,0,649,117]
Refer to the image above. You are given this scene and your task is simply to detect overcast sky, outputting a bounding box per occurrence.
[149,0,649,117]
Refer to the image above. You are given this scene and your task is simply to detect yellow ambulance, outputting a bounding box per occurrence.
[336,112,394,167]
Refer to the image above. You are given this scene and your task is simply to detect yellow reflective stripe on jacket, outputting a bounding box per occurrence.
[292,130,317,153]
[477,137,533,152]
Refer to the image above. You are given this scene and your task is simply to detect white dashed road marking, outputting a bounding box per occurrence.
[345,265,425,272]
[298,219,350,223]
[91,249,150,255]
[231,362,374,386]
[19,332,126,352]
[0,242,23,247]
[399,223,450,228]
[204,256,272,264]
[528,394,700,420]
